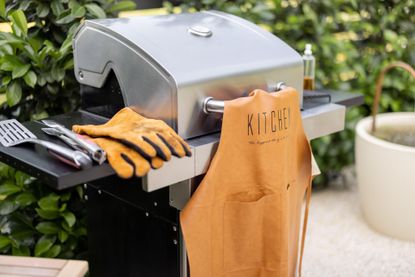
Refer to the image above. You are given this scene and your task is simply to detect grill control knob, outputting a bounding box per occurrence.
[188,25,212,37]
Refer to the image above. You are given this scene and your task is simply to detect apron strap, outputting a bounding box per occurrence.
[298,179,312,277]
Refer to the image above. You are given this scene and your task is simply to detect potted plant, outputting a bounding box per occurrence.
[355,61,415,241]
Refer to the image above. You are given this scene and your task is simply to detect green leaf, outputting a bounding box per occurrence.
[37,74,46,86]
[6,81,22,106]
[36,208,60,220]
[60,192,71,202]
[0,0,5,18]
[0,162,9,177]
[35,222,60,235]
[58,230,68,243]
[35,208,59,220]
[75,185,84,199]
[31,111,49,121]
[108,1,136,13]
[71,6,85,18]
[51,0,65,17]
[85,3,106,19]
[55,10,75,25]
[0,181,21,196]
[9,10,28,36]
[23,70,37,88]
[12,245,30,256]
[44,244,61,258]
[1,55,24,70]
[28,37,42,52]
[61,211,76,228]
[63,58,74,70]
[10,228,35,241]
[0,59,14,71]
[59,36,72,57]
[38,195,60,211]
[15,171,32,187]
[0,236,11,249]
[19,1,32,11]
[61,220,72,232]
[12,64,30,79]
[0,199,19,215]
[1,76,11,87]
[51,66,65,82]
[0,44,13,55]
[34,236,54,256]
[15,192,36,206]
[58,203,67,212]
[36,4,49,18]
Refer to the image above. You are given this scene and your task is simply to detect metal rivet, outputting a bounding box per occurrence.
[173,239,178,245]
[78,71,84,79]
[173,226,177,232]
[145,212,149,217]
[83,183,87,189]
[84,195,88,201]
[153,202,158,207]
[98,190,102,195]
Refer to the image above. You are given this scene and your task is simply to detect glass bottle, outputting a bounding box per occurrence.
[303,44,315,90]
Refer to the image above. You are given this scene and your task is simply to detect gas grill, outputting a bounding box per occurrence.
[0,11,363,277]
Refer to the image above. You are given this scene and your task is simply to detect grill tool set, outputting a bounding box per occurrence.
[0,119,106,169]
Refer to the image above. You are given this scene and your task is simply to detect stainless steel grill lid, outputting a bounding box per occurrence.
[73,10,303,139]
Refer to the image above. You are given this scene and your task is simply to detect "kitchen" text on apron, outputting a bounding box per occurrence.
[247,107,291,136]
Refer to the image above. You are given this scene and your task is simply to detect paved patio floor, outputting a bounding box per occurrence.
[303,170,415,277]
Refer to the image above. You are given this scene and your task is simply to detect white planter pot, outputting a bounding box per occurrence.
[355,112,415,241]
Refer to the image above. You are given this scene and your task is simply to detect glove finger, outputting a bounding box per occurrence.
[121,150,151,177]
[151,156,164,169]
[93,138,134,179]
[117,137,157,160]
[171,133,192,157]
[107,151,135,179]
[93,138,151,178]
[142,134,172,161]
[104,108,145,127]
[72,124,114,138]
[72,124,98,135]
[157,133,188,157]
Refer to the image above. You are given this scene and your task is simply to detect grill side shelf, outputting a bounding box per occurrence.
[0,91,363,191]
[0,111,114,190]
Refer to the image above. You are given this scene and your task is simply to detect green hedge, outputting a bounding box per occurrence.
[173,0,415,186]
[0,0,136,258]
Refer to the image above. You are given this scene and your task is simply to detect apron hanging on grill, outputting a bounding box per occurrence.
[181,87,313,277]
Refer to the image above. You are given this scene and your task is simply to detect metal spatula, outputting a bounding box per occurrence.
[0,119,92,169]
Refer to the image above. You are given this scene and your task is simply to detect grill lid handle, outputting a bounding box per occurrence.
[203,82,287,114]
[188,25,213,37]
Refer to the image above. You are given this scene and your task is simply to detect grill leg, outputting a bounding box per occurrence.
[179,228,189,277]
[169,177,204,277]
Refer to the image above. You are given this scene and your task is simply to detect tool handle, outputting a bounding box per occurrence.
[57,127,106,164]
[36,140,92,169]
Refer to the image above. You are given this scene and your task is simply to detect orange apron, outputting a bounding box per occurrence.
[180,88,313,277]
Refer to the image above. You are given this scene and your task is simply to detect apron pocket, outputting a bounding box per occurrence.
[223,193,280,272]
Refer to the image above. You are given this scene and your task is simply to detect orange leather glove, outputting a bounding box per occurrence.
[91,137,163,179]
[73,108,191,161]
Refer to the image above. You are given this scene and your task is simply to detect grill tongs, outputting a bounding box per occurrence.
[40,120,106,165]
